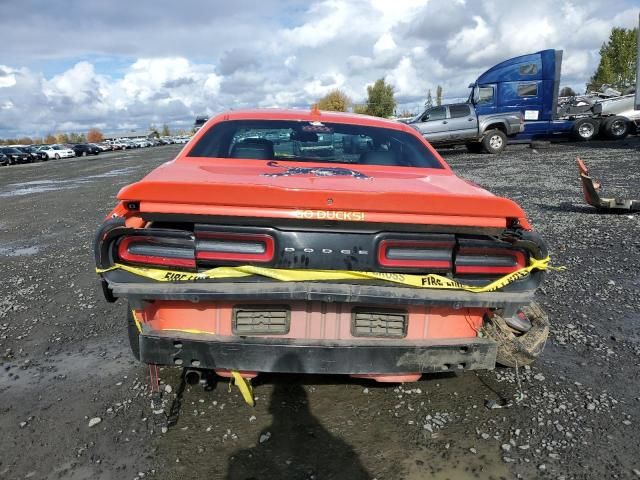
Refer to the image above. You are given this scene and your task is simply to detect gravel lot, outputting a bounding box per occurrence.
[0,139,638,480]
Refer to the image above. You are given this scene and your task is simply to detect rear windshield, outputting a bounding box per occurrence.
[188,120,443,169]
[1,148,21,154]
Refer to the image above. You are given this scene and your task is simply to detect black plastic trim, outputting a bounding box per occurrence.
[139,334,497,374]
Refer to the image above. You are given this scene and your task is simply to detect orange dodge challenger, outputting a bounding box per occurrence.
[95,108,550,383]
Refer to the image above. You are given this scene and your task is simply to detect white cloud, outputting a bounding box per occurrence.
[0,67,17,89]
[373,33,397,56]
[280,0,352,48]
[0,0,636,137]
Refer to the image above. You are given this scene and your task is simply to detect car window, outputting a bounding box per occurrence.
[188,120,444,169]
[519,63,538,75]
[517,83,538,97]
[422,107,446,122]
[449,105,471,118]
[477,87,494,105]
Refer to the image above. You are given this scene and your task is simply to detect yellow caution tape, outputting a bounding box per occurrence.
[161,328,216,335]
[228,370,255,406]
[98,256,562,294]
[130,309,143,333]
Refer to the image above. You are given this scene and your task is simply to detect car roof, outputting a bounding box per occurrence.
[209,108,414,133]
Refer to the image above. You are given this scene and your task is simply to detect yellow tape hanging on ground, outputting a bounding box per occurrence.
[229,370,255,406]
[97,256,562,293]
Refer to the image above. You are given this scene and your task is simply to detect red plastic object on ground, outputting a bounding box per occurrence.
[577,157,639,212]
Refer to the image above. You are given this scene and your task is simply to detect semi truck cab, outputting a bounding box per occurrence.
[470,49,638,141]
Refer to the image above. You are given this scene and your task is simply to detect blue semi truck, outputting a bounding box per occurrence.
[469,49,639,143]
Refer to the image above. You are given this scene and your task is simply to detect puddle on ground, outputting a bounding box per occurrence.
[0,180,72,197]
[81,167,140,180]
[0,166,141,198]
[0,341,131,393]
[0,245,41,257]
[402,445,512,480]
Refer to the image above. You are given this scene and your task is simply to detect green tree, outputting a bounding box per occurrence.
[559,86,577,97]
[424,89,433,109]
[68,132,86,143]
[55,133,70,144]
[435,85,443,106]
[352,103,368,114]
[161,124,170,136]
[365,78,396,118]
[589,27,638,91]
[317,89,351,112]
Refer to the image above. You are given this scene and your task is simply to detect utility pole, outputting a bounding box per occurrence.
[636,13,640,110]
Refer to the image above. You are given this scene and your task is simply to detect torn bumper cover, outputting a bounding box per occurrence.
[102,274,539,309]
[140,332,497,374]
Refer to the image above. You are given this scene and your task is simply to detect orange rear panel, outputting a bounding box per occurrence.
[136,301,484,341]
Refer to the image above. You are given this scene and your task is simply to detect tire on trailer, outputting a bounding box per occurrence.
[571,118,598,141]
[465,142,484,153]
[482,302,549,368]
[127,307,141,361]
[481,129,507,154]
[601,116,629,140]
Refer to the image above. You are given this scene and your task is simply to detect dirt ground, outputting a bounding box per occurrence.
[0,139,638,480]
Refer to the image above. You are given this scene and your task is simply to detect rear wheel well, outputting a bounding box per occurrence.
[485,123,507,134]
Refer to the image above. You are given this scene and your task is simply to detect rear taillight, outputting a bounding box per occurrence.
[195,232,275,263]
[117,236,195,268]
[377,238,454,271]
[455,247,526,275]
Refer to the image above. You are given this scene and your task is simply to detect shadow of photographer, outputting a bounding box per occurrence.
[226,354,372,480]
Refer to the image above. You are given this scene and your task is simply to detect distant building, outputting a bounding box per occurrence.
[103,131,151,141]
[194,116,208,132]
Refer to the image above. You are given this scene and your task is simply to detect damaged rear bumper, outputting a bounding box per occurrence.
[139,332,498,374]
[104,277,536,309]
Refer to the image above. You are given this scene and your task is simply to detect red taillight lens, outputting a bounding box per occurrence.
[195,232,274,263]
[455,247,526,275]
[117,236,196,268]
[377,239,453,270]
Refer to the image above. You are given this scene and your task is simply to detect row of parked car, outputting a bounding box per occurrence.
[0,135,192,166]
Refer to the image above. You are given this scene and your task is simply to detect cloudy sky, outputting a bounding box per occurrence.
[0,0,637,138]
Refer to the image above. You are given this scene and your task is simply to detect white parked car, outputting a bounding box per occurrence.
[133,139,152,147]
[91,143,111,152]
[40,144,76,160]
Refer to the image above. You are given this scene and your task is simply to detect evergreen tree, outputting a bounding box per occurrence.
[365,79,396,118]
[424,89,433,109]
[589,27,638,91]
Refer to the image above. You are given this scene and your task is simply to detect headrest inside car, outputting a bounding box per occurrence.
[230,138,274,159]
[359,150,397,166]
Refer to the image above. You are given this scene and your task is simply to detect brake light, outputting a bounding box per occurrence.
[118,236,195,268]
[195,232,275,263]
[377,239,453,270]
[455,247,526,275]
